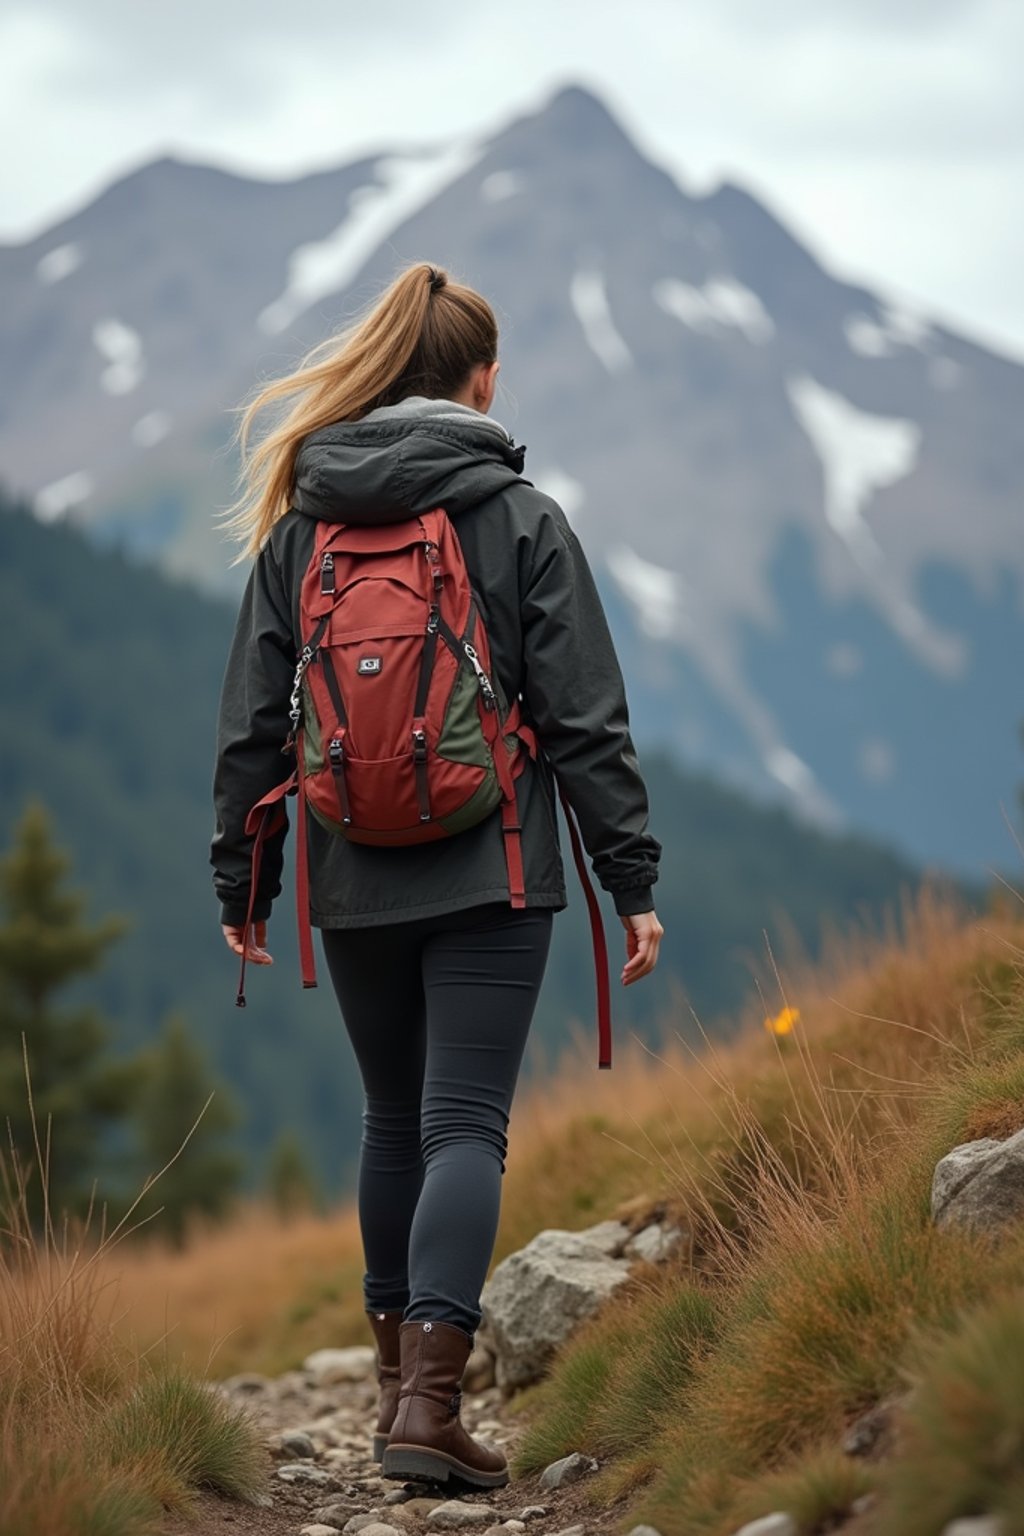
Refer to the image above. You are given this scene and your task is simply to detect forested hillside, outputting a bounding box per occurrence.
[0,489,945,1188]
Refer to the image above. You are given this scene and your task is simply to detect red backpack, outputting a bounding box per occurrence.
[236,509,612,1067]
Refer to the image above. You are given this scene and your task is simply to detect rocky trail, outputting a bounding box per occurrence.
[166,1348,636,1536]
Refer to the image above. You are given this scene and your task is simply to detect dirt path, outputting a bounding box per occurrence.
[162,1363,634,1536]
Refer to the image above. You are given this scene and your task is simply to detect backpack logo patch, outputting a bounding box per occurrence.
[357,656,382,676]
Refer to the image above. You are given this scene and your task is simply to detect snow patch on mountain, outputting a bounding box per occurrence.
[92,318,144,395]
[480,170,525,203]
[654,276,774,345]
[35,471,93,522]
[607,544,682,638]
[534,468,585,523]
[570,270,632,374]
[844,299,934,358]
[788,374,964,677]
[258,142,481,335]
[36,242,82,285]
[787,375,920,553]
[132,410,172,448]
[765,744,818,797]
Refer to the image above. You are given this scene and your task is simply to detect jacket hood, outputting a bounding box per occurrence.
[291,397,528,526]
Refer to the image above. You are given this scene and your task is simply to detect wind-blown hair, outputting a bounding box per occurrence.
[224,262,498,557]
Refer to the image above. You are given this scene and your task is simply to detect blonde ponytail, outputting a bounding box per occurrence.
[222,263,498,558]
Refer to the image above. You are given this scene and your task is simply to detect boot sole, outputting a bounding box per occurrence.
[382,1443,509,1488]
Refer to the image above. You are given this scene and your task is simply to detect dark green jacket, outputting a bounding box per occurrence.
[211,399,661,928]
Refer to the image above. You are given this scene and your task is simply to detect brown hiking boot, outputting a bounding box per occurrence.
[381,1319,509,1488]
[367,1309,404,1462]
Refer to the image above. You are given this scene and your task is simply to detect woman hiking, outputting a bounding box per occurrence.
[211,262,663,1489]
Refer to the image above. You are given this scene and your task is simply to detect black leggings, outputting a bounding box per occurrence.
[321,903,553,1336]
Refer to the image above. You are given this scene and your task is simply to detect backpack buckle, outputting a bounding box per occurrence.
[412,729,428,764]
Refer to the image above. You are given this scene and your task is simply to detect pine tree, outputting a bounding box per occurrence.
[267,1129,322,1219]
[134,1016,242,1247]
[0,802,141,1217]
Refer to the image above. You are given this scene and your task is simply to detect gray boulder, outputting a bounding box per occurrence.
[479,1226,632,1390]
[932,1129,1024,1237]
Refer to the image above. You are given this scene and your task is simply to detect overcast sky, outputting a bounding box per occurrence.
[3,0,1022,357]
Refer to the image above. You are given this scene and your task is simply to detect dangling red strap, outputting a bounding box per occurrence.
[235,807,268,1008]
[236,772,295,1007]
[294,731,317,990]
[557,783,613,1070]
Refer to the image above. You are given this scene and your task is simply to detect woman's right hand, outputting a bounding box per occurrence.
[620,910,664,986]
[221,920,273,965]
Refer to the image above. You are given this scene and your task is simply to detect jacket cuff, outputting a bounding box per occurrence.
[219,898,272,928]
[611,883,657,917]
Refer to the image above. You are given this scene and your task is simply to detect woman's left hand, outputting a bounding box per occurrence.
[221,920,273,964]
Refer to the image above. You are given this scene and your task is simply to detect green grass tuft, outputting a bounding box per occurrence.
[729,1445,876,1535]
[100,1371,266,1507]
[881,1288,1024,1536]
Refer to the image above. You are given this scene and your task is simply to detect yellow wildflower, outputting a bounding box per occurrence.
[765,1005,800,1036]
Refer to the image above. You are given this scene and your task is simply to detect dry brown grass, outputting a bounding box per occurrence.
[88,883,1024,1389]
[1,1067,267,1535]
[101,1201,368,1377]
[513,884,1024,1534]
[504,883,1024,1250]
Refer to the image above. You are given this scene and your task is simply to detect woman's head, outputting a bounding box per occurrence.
[225,262,499,556]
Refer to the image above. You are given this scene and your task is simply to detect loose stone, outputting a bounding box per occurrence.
[732,1515,798,1536]
[279,1430,317,1459]
[276,1462,335,1486]
[538,1452,599,1490]
[427,1502,500,1528]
